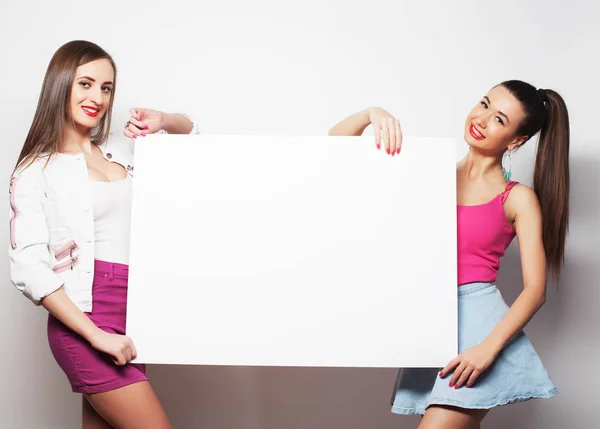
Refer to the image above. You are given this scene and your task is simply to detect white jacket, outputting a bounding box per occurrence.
[9,120,199,312]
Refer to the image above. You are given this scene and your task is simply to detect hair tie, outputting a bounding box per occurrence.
[537,88,547,103]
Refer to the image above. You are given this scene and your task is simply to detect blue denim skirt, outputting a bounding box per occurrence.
[390,282,558,415]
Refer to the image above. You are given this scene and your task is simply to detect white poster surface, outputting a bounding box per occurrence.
[127,135,457,367]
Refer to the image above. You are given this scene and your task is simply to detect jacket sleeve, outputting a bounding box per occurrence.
[8,164,64,305]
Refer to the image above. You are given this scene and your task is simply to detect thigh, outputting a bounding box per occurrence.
[85,381,171,429]
[417,405,488,429]
[83,396,114,429]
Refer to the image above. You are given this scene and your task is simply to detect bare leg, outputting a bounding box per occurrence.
[85,381,171,429]
[417,405,488,429]
[83,396,114,429]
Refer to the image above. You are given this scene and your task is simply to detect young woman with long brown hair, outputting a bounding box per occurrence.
[9,40,199,428]
[330,80,569,429]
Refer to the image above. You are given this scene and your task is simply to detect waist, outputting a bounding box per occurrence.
[458,262,499,286]
[94,259,129,279]
[457,281,495,296]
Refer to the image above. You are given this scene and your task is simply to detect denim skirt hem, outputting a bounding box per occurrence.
[391,387,558,415]
[390,282,558,415]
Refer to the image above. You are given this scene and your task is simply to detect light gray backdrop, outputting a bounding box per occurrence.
[1,0,598,428]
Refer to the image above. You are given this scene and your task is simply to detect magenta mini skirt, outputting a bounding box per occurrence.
[47,260,147,394]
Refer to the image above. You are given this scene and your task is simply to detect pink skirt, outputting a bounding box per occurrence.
[47,260,148,394]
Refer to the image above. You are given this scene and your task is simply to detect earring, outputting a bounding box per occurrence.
[502,151,512,181]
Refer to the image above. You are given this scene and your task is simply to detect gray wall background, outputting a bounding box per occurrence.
[1,0,598,427]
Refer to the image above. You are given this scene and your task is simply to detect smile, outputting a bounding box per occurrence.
[469,123,485,140]
[82,106,100,118]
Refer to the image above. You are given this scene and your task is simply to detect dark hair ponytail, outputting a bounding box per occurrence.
[500,80,570,278]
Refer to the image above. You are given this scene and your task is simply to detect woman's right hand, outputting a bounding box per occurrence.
[367,107,403,155]
[89,330,137,366]
[39,289,138,366]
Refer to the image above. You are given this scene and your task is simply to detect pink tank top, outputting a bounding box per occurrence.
[457,181,518,286]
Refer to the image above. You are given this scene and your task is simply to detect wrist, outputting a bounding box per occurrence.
[84,326,105,344]
[482,336,503,356]
[160,112,171,131]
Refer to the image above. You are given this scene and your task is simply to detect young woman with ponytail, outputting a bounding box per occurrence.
[330,80,569,428]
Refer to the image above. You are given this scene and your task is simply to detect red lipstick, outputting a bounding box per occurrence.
[469,123,484,140]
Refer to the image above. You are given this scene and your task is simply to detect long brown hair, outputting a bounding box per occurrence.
[15,40,117,171]
[500,80,570,278]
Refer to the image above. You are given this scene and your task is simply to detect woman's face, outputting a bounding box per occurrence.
[69,58,114,130]
[464,85,527,154]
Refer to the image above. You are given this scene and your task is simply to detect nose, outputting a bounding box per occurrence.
[474,111,490,129]
[89,86,104,106]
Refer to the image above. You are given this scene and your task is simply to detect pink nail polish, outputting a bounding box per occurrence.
[396,148,400,154]
[376,144,380,150]
[439,372,444,377]
[141,132,146,136]
[449,382,453,387]
[136,117,140,121]
[133,134,138,139]
[144,125,148,130]
[391,151,395,157]
[454,385,460,389]
[386,148,390,154]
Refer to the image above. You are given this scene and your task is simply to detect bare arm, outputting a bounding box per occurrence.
[42,288,136,366]
[161,112,194,134]
[444,185,548,388]
[482,185,547,353]
[329,108,372,136]
[42,287,101,340]
[124,108,198,138]
[329,106,402,155]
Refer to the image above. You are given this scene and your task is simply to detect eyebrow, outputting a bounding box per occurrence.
[483,96,510,124]
[77,76,114,85]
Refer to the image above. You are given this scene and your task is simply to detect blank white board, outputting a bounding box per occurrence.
[127,135,457,367]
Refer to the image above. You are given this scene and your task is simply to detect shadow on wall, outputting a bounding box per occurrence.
[148,365,420,429]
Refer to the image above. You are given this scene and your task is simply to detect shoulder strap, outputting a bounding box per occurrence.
[500,181,519,204]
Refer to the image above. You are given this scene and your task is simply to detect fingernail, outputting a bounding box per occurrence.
[376,144,380,149]
[439,372,444,377]
[144,125,148,130]
[454,385,460,389]
[141,132,146,136]
[133,134,138,139]
[396,148,401,154]
[391,151,395,157]
[466,385,471,389]
[136,117,140,121]
[386,148,390,154]
[449,382,453,387]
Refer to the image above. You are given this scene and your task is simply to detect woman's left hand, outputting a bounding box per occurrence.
[123,108,165,139]
[439,342,499,389]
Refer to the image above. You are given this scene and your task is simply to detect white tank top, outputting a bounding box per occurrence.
[90,174,133,265]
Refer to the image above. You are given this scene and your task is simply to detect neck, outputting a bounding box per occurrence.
[460,147,504,181]
[60,123,94,155]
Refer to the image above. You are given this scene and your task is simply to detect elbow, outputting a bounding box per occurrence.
[536,290,547,309]
[538,294,546,309]
[524,278,547,308]
[524,282,546,310]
